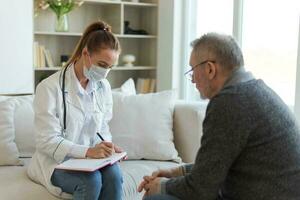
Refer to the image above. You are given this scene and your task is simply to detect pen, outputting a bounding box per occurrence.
[96,132,105,141]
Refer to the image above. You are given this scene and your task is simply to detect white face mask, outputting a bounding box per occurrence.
[83,64,111,82]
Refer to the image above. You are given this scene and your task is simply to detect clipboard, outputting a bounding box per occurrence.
[55,152,127,172]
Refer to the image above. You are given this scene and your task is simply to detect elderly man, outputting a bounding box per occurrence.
[138,33,300,200]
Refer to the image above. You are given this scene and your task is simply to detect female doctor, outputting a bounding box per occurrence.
[27,21,123,200]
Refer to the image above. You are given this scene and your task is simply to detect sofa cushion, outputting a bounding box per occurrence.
[121,160,179,199]
[0,159,58,200]
[0,96,35,159]
[0,96,10,102]
[13,96,35,157]
[0,99,23,165]
[110,90,181,162]
[0,158,179,200]
[112,78,136,95]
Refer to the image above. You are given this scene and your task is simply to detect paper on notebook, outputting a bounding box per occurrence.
[55,152,127,172]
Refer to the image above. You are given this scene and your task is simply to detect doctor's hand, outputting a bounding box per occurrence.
[114,145,123,153]
[86,142,115,158]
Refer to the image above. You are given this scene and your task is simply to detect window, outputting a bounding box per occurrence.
[196,0,234,36]
[242,0,300,107]
[185,0,300,108]
[185,0,234,100]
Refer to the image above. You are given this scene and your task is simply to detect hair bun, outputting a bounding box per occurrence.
[98,21,112,32]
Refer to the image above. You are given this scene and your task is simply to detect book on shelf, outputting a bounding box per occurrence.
[136,78,142,93]
[136,78,156,94]
[33,41,54,68]
[142,78,151,93]
[43,49,54,68]
[149,79,156,93]
[33,41,39,68]
[55,152,127,172]
[39,45,46,68]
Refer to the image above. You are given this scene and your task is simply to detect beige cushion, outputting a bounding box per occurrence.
[121,160,179,199]
[0,158,179,200]
[112,78,136,95]
[0,159,59,200]
[0,99,23,165]
[0,96,10,102]
[110,90,181,162]
[173,101,207,162]
[13,96,35,157]
[0,96,35,159]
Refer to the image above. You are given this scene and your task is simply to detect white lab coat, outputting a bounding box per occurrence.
[27,65,113,199]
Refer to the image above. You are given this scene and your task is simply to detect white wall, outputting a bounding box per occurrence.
[157,0,183,94]
[294,16,300,123]
[0,0,33,94]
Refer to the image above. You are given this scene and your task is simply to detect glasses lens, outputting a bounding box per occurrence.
[185,71,192,80]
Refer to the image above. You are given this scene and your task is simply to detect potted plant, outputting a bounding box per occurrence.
[35,0,84,32]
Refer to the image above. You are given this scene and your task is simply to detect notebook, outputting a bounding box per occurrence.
[55,152,127,172]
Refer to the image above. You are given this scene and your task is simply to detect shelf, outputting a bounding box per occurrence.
[122,2,158,7]
[34,0,158,89]
[117,34,157,38]
[113,66,156,70]
[34,31,82,36]
[34,67,62,71]
[84,0,158,7]
[34,32,156,38]
[84,0,122,5]
[34,66,156,71]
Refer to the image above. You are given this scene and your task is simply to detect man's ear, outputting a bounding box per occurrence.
[207,62,216,80]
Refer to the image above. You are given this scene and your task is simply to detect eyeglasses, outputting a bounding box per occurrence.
[184,60,216,80]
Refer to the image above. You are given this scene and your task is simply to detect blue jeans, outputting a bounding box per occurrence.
[51,163,123,200]
[144,194,180,200]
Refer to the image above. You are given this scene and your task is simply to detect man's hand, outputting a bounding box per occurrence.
[151,167,183,179]
[138,167,182,193]
[142,177,164,198]
[86,142,115,158]
[138,175,155,193]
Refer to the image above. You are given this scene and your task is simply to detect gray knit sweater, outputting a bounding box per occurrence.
[164,68,300,200]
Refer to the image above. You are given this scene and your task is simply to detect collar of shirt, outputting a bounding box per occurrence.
[71,64,96,96]
[223,66,255,89]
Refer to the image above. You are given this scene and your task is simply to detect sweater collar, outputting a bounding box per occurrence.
[223,67,254,88]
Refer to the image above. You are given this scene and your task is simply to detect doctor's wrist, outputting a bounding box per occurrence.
[86,148,92,158]
[86,146,110,158]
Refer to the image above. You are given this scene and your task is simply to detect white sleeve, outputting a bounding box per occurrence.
[34,81,75,163]
[68,144,89,158]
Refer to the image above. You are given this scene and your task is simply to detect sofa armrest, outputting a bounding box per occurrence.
[173,100,207,163]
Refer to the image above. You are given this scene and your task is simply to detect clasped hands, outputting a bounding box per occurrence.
[137,167,182,198]
[86,141,123,158]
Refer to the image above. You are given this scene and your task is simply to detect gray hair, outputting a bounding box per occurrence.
[191,33,244,71]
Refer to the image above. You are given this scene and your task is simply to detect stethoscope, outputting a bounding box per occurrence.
[59,64,104,133]
[61,65,68,132]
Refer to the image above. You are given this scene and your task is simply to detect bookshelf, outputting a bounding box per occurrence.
[34,0,158,91]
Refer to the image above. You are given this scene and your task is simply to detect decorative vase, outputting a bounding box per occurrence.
[55,14,69,32]
[122,54,136,67]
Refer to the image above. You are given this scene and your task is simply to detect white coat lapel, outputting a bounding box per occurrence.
[64,66,85,113]
[94,82,105,113]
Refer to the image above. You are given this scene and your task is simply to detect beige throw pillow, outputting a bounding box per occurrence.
[110,90,181,162]
[0,99,23,165]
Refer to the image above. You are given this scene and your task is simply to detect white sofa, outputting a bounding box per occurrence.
[0,95,206,200]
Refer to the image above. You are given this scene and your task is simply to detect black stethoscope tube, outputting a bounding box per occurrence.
[60,64,104,133]
[61,65,69,132]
